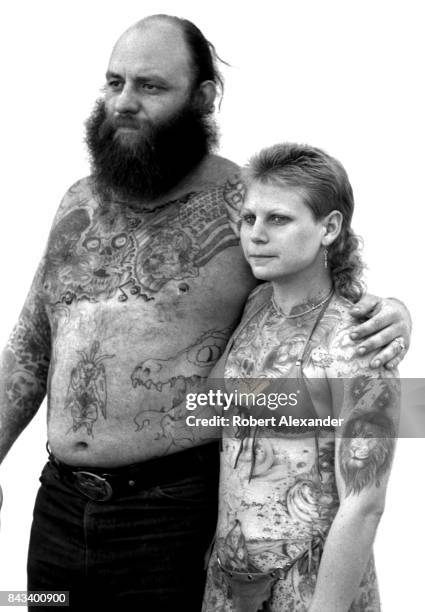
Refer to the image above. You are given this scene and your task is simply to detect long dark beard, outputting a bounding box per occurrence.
[85,99,218,204]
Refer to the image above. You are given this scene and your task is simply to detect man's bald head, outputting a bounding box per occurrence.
[117,14,224,96]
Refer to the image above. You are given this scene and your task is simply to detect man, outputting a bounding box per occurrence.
[0,14,410,610]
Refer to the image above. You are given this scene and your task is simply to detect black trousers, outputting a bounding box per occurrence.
[27,443,219,611]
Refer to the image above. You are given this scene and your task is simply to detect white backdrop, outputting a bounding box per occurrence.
[0,1,423,609]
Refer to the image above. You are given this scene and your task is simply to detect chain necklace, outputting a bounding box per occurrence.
[271,287,334,319]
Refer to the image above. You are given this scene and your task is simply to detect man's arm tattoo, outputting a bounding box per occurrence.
[0,280,51,457]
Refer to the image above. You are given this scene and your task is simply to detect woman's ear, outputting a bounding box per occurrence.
[321,210,343,246]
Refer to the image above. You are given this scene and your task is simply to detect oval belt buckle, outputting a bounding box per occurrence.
[72,471,113,502]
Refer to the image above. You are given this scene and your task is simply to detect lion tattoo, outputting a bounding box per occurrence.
[339,413,396,496]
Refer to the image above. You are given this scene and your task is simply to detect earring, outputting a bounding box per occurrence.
[324,248,328,268]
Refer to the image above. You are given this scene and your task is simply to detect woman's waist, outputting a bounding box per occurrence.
[216,511,325,543]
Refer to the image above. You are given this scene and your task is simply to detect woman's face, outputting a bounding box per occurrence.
[240,181,326,283]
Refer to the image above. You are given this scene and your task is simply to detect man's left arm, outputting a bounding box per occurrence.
[349,295,411,370]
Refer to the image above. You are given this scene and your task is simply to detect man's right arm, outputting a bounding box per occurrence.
[0,177,91,466]
[0,179,90,516]
[0,259,51,463]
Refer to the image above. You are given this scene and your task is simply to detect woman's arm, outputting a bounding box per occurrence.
[309,359,399,612]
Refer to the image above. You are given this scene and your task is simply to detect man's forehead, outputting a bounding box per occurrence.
[108,20,192,79]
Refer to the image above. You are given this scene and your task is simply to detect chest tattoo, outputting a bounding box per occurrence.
[43,188,239,305]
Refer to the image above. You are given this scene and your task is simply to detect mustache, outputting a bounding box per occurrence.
[111,115,143,130]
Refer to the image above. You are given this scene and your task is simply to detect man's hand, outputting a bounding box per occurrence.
[349,295,412,369]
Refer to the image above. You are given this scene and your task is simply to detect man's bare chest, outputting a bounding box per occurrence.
[42,188,239,307]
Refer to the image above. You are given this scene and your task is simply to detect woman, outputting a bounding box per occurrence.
[202,143,399,611]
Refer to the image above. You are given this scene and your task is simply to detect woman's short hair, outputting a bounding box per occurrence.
[243,143,364,302]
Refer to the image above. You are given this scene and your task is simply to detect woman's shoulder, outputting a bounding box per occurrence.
[325,293,379,376]
[327,293,357,325]
[322,294,360,368]
[329,291,357,313]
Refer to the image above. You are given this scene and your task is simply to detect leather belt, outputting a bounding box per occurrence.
[48,442,219,502]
